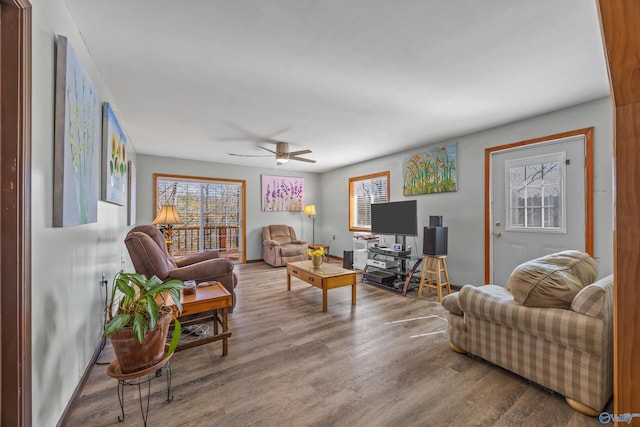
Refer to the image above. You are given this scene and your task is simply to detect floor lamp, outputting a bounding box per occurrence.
[153,205,182,255]
[304,204,316,244]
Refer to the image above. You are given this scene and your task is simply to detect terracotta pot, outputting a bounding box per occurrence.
[108,311,171,374]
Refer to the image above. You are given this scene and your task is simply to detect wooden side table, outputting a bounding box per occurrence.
[417,255,452,302]
[106,352,173,426]
[166,282,232,355]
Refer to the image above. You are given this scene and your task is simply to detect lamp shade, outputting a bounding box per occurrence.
[304,205,316,216]
[152,205,182,225]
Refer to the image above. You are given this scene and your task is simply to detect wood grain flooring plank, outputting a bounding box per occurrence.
[62,260,606,427]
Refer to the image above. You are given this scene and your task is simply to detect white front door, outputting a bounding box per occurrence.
[490,135,586,286]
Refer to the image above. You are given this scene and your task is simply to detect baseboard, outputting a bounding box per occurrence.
[56,337,107,427]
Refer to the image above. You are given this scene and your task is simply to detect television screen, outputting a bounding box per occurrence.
[371,200,418,236]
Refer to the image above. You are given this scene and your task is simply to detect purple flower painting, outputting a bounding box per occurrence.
[261,175,304,211]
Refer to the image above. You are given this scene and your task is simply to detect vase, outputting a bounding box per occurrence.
[312,255,323,266]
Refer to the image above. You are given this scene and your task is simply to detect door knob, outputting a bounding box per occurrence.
[495,232,502,237]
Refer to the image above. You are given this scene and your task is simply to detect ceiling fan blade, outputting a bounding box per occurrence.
[227,153,271,158]
[290,156,316,163]
[258,146,277,155]
[288,149,312,156]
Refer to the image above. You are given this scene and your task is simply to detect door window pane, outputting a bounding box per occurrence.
[505,152,565,232]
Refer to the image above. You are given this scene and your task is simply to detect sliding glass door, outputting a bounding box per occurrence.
[154,174,245,262]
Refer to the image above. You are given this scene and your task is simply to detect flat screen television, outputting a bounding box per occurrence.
[371,200,418,236]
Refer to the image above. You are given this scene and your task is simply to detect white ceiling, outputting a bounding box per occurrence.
[64,0,610,173]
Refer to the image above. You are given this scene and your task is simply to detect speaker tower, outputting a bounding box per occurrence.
[423,226,448,255]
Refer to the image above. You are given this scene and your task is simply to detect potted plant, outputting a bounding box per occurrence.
[103,272,185,373]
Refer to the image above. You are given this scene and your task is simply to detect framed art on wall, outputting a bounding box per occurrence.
[261,175,304,211]
[403,143,457,195]
[102,102,128,205]
[53,35,100,227]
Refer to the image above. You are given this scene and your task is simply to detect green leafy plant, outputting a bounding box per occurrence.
[103,272,185,356]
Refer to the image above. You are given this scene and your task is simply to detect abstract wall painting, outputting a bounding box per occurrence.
[261,175,304,211]
[403,143,457,195]
[102,102,128,205]
[53,35,100,227]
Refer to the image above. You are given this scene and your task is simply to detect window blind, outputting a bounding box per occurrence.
[349,172,389,231]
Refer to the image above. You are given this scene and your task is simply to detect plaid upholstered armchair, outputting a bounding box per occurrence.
[442,251,613,416]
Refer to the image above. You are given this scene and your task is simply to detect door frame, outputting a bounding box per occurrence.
[0,0,32,426]
[483,128,594,283]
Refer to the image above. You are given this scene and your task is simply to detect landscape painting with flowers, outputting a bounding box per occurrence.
[261,175,304,211]
[102,102,127,205]
[403,143,457,195]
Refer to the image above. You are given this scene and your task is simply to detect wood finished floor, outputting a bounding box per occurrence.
[64,260,606,427]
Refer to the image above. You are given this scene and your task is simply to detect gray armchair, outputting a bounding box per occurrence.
[124,225,238,312]
[262,225,308,267]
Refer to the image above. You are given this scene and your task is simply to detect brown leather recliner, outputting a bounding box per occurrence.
[262,225,308,267]
[124,225,238,312]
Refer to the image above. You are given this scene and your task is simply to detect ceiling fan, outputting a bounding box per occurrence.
[228,141,316,164]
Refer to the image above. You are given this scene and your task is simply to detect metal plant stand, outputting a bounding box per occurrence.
[106,354,173,426]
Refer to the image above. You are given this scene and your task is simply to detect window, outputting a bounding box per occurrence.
[349,171,390,231]
[154,174,246,261]
[505,152,565,232]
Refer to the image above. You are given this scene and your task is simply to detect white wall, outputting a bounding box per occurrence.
[135,155,320,260]
[320,97,613,286]
[31,1,136,425]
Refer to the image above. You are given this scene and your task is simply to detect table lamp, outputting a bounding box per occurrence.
[304,204,316,244]
[152,205,182,254]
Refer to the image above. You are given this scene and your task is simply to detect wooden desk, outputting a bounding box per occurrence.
[287,260,356,312]
[166,282,232,355]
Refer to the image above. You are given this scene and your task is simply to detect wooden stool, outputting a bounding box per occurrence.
[417,255,451,302]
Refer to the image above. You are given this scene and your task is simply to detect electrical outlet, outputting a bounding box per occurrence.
[332,235,336,240]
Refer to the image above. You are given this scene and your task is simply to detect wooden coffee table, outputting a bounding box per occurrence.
[164,282,232,355]
[287,260,356,312]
